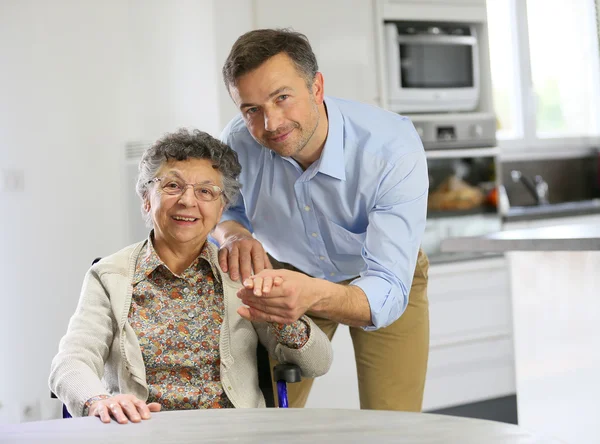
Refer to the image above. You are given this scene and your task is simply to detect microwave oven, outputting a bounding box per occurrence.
[384,21,480,113]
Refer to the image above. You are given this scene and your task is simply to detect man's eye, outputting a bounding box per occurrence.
[278,94,289,101]
[246,107,259,115]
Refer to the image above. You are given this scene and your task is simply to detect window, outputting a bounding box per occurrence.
[486,0,522,139]
[487,0,600,148]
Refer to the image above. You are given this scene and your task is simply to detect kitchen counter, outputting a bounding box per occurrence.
[441,222,600,252]
[502,198,600,222]
[441,222,600,444]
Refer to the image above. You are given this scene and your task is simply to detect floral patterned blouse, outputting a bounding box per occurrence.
[84,235,309,413]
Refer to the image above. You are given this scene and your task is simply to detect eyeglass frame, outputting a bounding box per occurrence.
[148,177,224,202]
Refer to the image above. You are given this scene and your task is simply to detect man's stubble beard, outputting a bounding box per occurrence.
[269,99,320,159]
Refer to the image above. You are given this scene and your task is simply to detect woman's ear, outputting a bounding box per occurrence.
[143,198,151,212]
[217,204,225,222]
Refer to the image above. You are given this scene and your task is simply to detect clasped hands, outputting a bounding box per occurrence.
[218,233,322,324]
[237,268,322,324]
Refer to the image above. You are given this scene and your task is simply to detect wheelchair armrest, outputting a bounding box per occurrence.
[273,363,301,384]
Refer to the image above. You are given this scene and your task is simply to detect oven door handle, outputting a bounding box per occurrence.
[396,35,477,46]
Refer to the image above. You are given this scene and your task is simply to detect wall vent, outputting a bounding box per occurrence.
[125,141,151,160]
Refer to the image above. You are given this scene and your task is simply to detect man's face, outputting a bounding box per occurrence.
[228,53,324,159]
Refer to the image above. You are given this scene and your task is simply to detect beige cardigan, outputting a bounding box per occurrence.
[49,241,333,416]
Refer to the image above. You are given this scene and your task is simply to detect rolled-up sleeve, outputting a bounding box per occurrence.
[220,192,254,233]
[352,148,428,330]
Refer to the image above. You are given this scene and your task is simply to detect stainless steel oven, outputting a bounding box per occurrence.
[384,21,480,113]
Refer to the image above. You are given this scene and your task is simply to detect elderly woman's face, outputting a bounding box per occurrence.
[145,158,225,248]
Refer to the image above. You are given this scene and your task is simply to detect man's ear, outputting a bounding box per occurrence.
[312,72,325,104]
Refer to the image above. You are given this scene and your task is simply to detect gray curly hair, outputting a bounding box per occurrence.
[136,128,242,227]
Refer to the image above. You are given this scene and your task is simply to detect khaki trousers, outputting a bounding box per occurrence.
[269,249,430,411]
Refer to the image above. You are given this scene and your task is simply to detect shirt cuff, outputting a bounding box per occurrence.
[268,319,311,349]
[351,275,403,331]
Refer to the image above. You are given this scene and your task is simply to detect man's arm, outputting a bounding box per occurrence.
[237,144,428,330]
[310,281,372,327]
[213,191,272,282]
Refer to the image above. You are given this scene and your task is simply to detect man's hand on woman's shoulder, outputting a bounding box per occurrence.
[218,231,272,282]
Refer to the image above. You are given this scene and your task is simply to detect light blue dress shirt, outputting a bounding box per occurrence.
[219,96,428,330]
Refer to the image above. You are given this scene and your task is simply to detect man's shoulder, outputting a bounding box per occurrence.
[330,97,423,159]
[331,96,410,129]
[220,114,252,143]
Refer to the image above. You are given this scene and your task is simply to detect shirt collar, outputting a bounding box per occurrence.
[315,97,346,181]
[132,232,221,285]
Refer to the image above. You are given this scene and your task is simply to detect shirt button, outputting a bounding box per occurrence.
[319,256,325,261]
[188,312,195,318]
[183,288,190,293]
[304,205,311,211]
[330,272,335,277]
[311,232,318,238]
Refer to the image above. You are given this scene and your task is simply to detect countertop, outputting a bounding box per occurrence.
[441,222,600,253]
[0,409,561,444]
[503,198,600,222]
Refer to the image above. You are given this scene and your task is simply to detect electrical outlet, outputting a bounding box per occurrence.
[1,168,25,192]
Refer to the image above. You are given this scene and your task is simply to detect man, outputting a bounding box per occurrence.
[213,28,429,411]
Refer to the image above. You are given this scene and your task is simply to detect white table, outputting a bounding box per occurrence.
[0,409,559,443]
[442,222,600,444]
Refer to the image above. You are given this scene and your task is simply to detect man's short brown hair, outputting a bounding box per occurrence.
[222,28,319,89]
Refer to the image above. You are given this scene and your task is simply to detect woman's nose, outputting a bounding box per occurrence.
[178,185,196,205]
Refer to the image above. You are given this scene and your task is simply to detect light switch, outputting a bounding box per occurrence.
[1,168,25,192]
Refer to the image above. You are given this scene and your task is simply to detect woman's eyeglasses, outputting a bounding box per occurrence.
[149,177,223,202]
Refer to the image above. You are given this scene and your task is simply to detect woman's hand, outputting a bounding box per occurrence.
[88,394,161,424]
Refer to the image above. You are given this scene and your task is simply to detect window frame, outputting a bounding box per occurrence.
[493,0,600,156]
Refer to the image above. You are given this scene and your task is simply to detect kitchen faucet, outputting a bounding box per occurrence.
[511,170,549,205]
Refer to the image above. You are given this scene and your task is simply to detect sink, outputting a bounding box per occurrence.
[505,199,600,221]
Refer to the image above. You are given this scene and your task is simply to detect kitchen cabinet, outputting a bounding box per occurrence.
[382,0,488,23]
[306,256,515,411]
[424,256,514,410]
[253,0,380,105]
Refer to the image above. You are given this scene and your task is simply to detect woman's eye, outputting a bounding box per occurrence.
[278,94,289,101]
[165,182,182,190]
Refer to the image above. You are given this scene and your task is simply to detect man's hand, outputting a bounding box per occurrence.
[238,269,373,327]
[88,394,161,424]
[218,233,272,282]
[237,269,323,324]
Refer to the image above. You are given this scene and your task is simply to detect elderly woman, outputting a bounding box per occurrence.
[49,129,332,424]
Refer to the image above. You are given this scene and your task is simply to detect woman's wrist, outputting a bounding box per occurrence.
[83,394,111,416]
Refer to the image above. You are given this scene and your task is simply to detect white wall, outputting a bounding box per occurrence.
[213,0,254,130]
[0,0,387,422]
[0,0,221,422]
